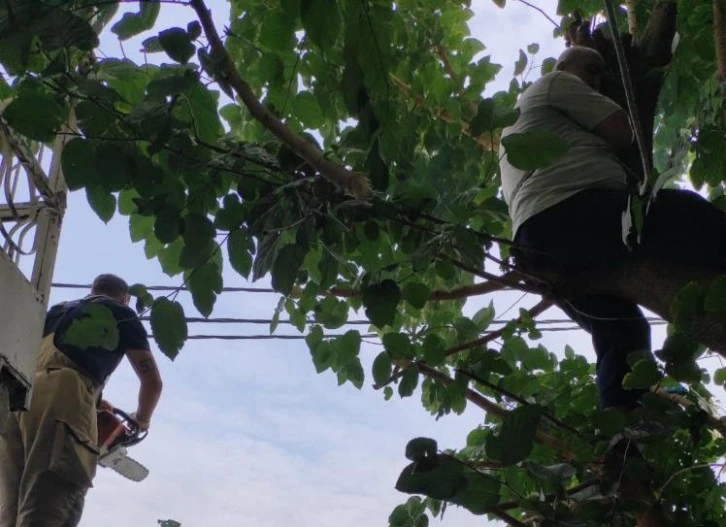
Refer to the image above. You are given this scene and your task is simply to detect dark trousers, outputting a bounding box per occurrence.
[514,188,726,408]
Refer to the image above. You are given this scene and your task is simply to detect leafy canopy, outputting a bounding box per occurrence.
[3,0,726,525]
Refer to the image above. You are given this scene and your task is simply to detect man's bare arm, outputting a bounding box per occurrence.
[126,348,163,429]
[593,110,634,150]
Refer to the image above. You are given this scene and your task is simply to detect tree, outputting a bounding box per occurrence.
[1,0,725,525]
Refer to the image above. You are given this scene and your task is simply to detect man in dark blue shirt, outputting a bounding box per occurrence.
[0,274,163,527]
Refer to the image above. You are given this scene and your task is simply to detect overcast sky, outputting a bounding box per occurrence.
[27,1,721,526]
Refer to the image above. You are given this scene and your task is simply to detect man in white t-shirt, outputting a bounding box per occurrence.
[501,46,726,409]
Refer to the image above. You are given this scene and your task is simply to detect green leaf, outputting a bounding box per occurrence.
[405,437,437,461]
[159,27,195,64]
[486,405,545,465]
[258,11,295,54]
[383,386,393,400]
[657,331,702,364]
[501,130,570,171]
[313,296,348,329]
[62,138,96,191]
[622,359,662,390]
[372,351,393,386]
[150,297,187,360]
[340,357,365,389]
[180,214,216,268]
[450,469,502,514]
[227,229,253,279]
[541,57,556,74]
[94,143,131,192]
[398,367,419,397]
[293,91,324,129]
[514,49,528,75]
[714,368,726,386]
[435,260,455,280]
[306,326,333,373]
[670,281,705,330]
[317,251,339,288]
[527,43,540,54]
[395,454,466,501]
[704,275,726,314]
[492,0,506,7]
[593,408,628,437]
[187,21,202,40]
[147,68,198,97]
[271,243,308,296]
[3,83,66,142]
[86,186,116,224]
[383,332,414,359]
[472,302,495,330]
[184,83,224,143]
[141,36,164,53]
[422,334,446,366]
[154,206,182,244]
[362,279,401,327]
[187,261,223,317]
[62,304,119,351]
[301,0,341,51]
[112,0,161,40]
[402,282,430,309]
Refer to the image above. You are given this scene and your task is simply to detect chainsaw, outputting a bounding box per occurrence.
[96,407,149,482]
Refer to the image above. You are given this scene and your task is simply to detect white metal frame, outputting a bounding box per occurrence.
[0,114,71,411]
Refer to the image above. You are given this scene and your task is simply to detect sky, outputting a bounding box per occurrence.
[12,1,723,526]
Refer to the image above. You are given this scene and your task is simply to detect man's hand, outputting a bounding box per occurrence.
[126,348,163,431]
[129,412,151,432]
[99,399,114,412]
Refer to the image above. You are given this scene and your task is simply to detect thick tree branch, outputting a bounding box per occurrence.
[525,259,726,355]
[189,0,371,198]
[714,0,726,81]
[626,1,639,37]
[638,1,678,69]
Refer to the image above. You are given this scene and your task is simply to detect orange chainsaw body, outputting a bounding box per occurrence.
[97,409,127,449]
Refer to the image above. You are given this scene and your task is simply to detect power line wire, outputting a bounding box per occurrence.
[52,282,274,293]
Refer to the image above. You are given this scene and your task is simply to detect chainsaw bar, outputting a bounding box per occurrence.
[98,445,149,482]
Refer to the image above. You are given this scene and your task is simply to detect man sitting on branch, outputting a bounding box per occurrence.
[500,46,726,409]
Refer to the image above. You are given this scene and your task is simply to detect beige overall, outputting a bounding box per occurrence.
[0,335,101,527]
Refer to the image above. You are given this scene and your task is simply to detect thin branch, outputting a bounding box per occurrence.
[449,258,542,294]
[515,0,559,28]
[330,275,510,301]
[654,388,726,436]
[435,45,461,91]
[444,298,554,357]
[458,368,585,439]
[416,362,572,456]
[657,463,725,496]
[189,0,371,197]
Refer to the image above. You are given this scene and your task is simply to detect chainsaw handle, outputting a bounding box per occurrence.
[112,408,148,446]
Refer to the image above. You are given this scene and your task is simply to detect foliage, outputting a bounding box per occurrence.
[2,0,726,525]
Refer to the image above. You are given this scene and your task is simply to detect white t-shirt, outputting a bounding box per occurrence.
[500,71,629,236]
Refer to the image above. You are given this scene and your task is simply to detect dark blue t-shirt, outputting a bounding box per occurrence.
[43,295,150,384]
